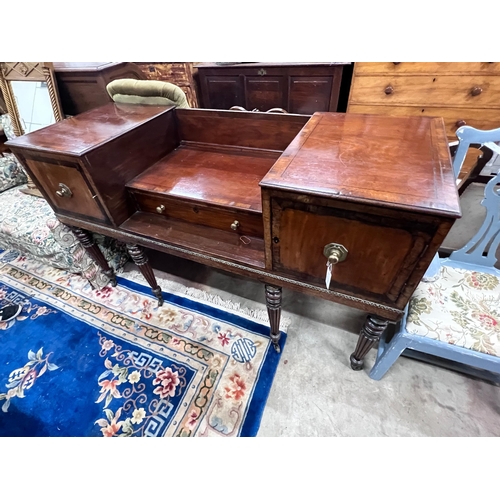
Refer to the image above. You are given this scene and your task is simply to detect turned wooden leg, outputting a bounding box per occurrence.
[126,243,163,306]
[350,315,390,371]
[71,227,117,287]
[265,284,282,353]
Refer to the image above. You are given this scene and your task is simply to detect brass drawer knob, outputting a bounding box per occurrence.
[156,205,165,214]
[471,86,482,96]
[384,85,394,95]
[55,183,72,198]
[231,220,240,231]
[456,119,467,128]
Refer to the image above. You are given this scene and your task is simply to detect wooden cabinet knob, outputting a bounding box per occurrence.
[384,85,394,95]
[456,120,467,128]
[471,86,482,96]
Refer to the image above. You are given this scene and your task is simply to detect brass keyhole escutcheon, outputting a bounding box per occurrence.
[156,205,165,214]
[55,183,72,198]
[231,220,240,231]
[323,243,348,264]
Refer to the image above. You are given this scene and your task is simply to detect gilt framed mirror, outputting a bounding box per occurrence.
[0,62,64,196]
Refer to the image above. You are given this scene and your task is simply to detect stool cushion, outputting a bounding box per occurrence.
[406,265,500,356]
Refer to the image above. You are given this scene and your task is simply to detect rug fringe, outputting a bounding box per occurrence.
[121,268,291,333]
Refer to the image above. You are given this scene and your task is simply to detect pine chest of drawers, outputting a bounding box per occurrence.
[347,62,500,140]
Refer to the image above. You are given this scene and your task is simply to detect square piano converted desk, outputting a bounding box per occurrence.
[6,104,461,372]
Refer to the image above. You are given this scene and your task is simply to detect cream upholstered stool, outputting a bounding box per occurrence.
[106,78,190,108]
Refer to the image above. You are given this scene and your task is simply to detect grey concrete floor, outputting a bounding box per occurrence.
[122,253,500,437]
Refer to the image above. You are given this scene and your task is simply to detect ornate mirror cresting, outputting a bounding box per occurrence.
[0,62,64,196]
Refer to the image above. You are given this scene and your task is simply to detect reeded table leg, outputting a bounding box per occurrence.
[71,227,117,286]
[350,315,389,370]
[126,243,163,306]
[265,284,282,353]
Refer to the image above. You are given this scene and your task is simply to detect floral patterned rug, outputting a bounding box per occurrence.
[0,249,286,437]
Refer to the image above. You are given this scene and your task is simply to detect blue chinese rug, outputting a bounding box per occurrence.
[0,249,286,437]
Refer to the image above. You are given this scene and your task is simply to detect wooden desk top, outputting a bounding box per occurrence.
[6,103,173,156]
[260,112,461,218]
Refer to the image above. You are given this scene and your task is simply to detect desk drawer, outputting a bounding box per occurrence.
[270,198,439,306]
[130,190,264,238]
[349,75,500,107]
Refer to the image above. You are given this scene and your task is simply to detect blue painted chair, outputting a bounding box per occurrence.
[370,125,500,382]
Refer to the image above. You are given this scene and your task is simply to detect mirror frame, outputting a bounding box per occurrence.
[0,62,64,196]
[0,62,64,135]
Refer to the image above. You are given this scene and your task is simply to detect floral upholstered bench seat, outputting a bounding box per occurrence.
[406,266,500,357]
[0,183,128,289]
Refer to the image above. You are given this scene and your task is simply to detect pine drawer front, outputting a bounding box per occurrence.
[130,190,264,239]
[269,197,440,306]
[349,74,500,108]
[354,62,500,75]
[348,104,500,139]
[23,157,107,222]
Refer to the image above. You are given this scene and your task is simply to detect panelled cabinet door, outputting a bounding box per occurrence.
[244,76,286,111]
[288,75,334,114]
[269,197,438,306]
[23,157,108,223]
[202,76,244,109]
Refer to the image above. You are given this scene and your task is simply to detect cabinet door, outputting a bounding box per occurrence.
[202,75,244,110]
[288,75,333,114]
[23,157,108,223]
[245,76,286,111]
[270,197,437,306]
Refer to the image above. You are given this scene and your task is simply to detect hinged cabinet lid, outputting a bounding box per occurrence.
[260,112,461,218]
[5,103,175,156]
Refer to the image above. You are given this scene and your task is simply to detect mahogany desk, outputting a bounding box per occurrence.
[6,104,461,371]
